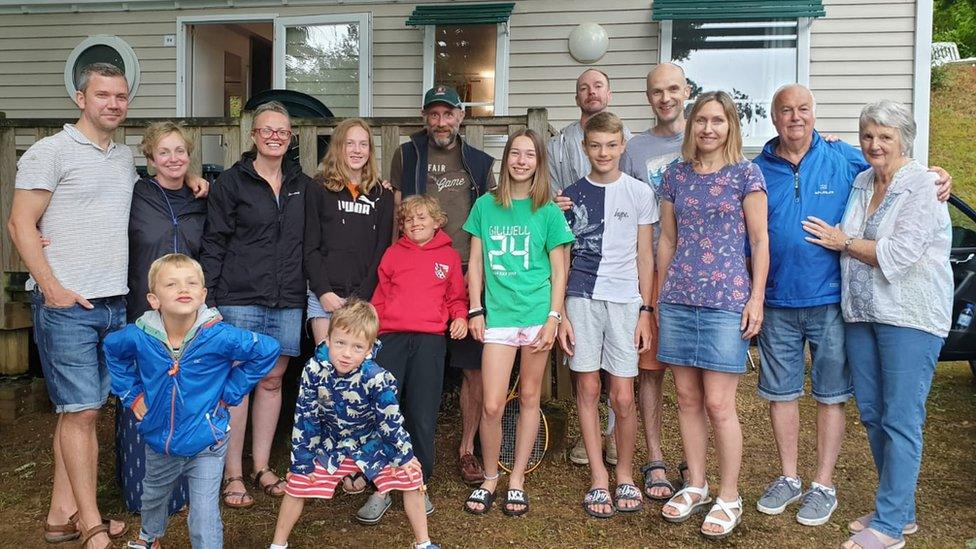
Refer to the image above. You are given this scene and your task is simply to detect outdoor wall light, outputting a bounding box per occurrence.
[568,22,609,63]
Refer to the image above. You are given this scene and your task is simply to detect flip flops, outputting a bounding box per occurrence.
[844,529,906,549]
[614,483,644,513]
[341,472,368,495]
[849,512,918,536]
[464,488,496,515]
[582,488,615,519]
[641,460,676,501]
[502,489,530,517]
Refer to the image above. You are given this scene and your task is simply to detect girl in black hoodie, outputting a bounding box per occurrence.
[304,118,394,346]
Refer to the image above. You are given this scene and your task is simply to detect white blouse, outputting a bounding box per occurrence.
[839,160,952,338]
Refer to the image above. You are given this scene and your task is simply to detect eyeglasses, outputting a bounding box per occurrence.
[253,127,293,139]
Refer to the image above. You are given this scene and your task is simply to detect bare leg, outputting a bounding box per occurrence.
[271,494,305,546]
[504,345,550,513]
[403,489,431,544]
[251,355,290,494]
[465,344,516,512]
[576,371,611,515]
[47,415,77,525]
[813,402,846,486]
[311,318,330,346]
[609,374,638,508]
[459,369,483,457]
[702,370,743,534]
[223,395,252,505]
[59,409,110,546]
[663,366,707,518]
[770,400,800,479]
[638,369,671,498]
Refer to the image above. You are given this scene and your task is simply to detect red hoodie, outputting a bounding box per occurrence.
[372,229,468,335]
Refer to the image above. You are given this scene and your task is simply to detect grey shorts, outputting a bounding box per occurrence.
[565,296,640,378]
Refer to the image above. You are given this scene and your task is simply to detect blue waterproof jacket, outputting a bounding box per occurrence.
[753,132,869,308]
[104,306,280,457]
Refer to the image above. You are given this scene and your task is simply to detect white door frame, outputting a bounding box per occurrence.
[176,13,277,117]
[273,13,373,116]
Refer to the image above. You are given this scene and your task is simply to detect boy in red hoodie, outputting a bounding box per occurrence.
[368,194,468,518]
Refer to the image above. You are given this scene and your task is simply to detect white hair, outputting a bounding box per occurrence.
[859,100,915,155]
[770,84,817,115]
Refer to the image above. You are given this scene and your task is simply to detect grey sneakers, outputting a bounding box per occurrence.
[356,491,434,525]
[756,476,803,515]
[796,483,838,526]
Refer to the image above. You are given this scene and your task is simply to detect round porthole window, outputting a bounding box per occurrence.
[64,35,140,99]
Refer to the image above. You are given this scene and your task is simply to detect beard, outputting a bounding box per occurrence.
[431,127,459,148]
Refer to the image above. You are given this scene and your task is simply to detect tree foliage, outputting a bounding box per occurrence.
[934,0,976,58]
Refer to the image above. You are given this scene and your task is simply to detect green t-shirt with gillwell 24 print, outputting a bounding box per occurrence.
[463,195,575,329]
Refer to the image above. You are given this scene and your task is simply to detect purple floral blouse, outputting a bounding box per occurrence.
[659,160,766,312]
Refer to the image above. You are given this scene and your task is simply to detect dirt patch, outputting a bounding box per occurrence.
[1,362,974,548]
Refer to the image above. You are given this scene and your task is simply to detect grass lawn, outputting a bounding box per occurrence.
[931,64,976,203]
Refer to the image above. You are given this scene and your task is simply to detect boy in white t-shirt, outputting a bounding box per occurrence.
[559,111,659,519]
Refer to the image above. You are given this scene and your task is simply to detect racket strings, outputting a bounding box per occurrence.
[499,397,547,473]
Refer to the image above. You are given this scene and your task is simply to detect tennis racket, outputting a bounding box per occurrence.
[498,371,549,474]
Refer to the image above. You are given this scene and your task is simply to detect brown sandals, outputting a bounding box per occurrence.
[44,512,128,544]
[252,467,286,497]
[221,476,255,509]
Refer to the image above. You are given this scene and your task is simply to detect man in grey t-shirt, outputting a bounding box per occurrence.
[9,63,139,546]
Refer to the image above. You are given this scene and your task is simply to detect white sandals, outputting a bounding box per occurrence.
[661,484,712,523]
[701,496,743,540]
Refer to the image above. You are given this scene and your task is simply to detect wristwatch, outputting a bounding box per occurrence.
[639,304,655,314]
[548,310,562,323]
[843,237,854,251]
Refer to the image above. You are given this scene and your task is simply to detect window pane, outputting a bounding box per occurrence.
[672,20,797,141]
[72,45,125,88]
[285,23,360,116]
[435,24,496,117]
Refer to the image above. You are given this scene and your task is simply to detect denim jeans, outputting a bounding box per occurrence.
[31,290,126,413]
[844,322,943,540]
[141,443,227,549]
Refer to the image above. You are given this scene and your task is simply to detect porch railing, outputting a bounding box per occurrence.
[0,108,572,399]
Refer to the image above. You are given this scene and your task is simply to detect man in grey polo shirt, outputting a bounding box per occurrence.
[9,63,170,545]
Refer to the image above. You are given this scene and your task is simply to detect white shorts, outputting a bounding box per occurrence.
[483,325,544,347]
[566,297,639,378]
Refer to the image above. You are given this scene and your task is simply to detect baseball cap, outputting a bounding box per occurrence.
[423,85,463,109]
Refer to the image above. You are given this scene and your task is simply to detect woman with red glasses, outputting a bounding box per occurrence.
[200,100,311,509]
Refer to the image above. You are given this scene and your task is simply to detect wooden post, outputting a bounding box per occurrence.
[464,125,484,150]
[527,107,549,139]
[0,121,29,375]
[186,126,203,178]
[221,126,241,170]
[298,126,317,177]
[239,111,253,159]
[380,125,400,181]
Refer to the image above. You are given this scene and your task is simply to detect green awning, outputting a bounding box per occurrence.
[652,0,825,21]
[406,3,515,26]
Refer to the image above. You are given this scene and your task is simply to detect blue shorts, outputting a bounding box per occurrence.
[306,291,332,321]
[31,290,126,413]
[218,305,301,357]
[657,302,749,374]
[757,304,853,404]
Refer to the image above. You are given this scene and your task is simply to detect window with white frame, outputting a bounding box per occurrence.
[423,23,509,116]
[274,13,372,116]
[660,18,812,145]
[64,35,141,99]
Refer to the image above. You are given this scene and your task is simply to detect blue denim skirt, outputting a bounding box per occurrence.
[657,302,749,374]
[218,305,302,357]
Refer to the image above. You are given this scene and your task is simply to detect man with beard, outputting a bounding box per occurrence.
[369,85,494,523]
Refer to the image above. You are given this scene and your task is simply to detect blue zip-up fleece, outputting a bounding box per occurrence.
[104,306,280,457]
[753,132,869,308]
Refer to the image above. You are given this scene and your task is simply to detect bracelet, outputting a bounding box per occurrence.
[843,237,854,251]
[467,308,485,320]
[639,304,654,314]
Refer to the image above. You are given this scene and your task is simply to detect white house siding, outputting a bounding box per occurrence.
[0,0,920,146]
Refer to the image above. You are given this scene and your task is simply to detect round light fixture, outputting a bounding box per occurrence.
[568,23,609,64]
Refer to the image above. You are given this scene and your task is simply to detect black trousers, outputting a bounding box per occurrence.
[376,332,447,482]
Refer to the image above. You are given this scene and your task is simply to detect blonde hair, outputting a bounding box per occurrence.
[583,111,625,142]
[398,194,447,230]
[681,91,745,166]
[141,121,194,161]
[147,253,205,294]
[316,118,380,194]
[494,129,552,211]
[328,299,379,344]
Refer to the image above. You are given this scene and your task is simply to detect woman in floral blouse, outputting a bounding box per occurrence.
[655,91,769,540]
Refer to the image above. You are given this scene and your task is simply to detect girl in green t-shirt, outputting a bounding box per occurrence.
[461,129,575,517]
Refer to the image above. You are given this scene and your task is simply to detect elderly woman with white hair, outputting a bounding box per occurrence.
[802,100,951,549]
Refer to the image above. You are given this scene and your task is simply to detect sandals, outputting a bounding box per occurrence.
[502,489,530,517]
[641,460,676,501]
[701,496,743,540]
[46,512,128,543]
[221,476,255,509]
[849,512,918,536]
[459,453,485,486]
[614,483,644,513]
[661,484,712,523]
[79,522,110,549]
[342,472,368,495]
[464,488,496,515]
[844,529,906,549]
[252,467,286,498]
[678,461,689,490]
[582,488,615,519]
